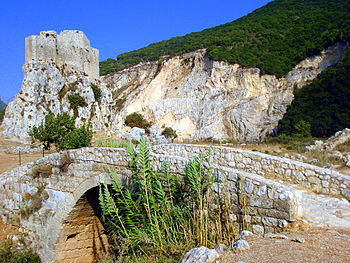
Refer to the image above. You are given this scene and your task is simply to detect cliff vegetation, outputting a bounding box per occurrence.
[100,0,350,77]
[278,49,350,137]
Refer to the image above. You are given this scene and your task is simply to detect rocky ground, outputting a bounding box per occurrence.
[221,227,350,263]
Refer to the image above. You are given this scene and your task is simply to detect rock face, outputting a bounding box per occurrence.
[103,42,348,141]
[1,31,114,138]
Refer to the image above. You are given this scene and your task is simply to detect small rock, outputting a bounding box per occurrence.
[239,230,253,240]
[181,246,220,263]
[342,189,350,202]
[252,225,264,236]
[232,239,250,252]
[282,153,289,158]
[309,159,319,165]
[323,164,333,169]
[291,237,305,243]
[215,243,228,253]
[264,233,289,239]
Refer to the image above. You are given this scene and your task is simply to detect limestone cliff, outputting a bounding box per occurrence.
[103,42,349,141]
[1,30,348,141]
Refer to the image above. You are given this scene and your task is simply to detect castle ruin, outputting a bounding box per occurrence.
[25,30,99,79]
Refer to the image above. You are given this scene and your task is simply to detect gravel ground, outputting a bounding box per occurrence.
[221,228,350,263]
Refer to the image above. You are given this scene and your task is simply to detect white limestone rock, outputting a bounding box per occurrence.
[232,239,250,252]
[181,246,220,263]
[103,42,349,142]
[1,62,114,138]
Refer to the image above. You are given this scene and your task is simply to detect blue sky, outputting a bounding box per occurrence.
[0,0,271,103]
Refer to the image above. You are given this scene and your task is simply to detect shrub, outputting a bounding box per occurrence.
[91,84,102,102]
[124,112,151,131]
[59,124,93,150]
[0,109,5,124]
[161,127,178,139]
[67,93,87,110]
[29,113,92,150]
[293,120,312,138]
[0,240,41,263]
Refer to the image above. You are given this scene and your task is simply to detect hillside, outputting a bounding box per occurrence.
[0,98,6,125]
[0,98,5,110]
[278,49,350,137]
[100,0,350,77]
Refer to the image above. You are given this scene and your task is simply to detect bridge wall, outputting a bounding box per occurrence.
[152,144,350,199]
[1,145,349,262]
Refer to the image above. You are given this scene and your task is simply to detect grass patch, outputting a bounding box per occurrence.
[0,240,41,263]
[334,140,350,153]
[97,138,133,149]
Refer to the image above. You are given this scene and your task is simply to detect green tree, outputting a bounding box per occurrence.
[29,112,92,150]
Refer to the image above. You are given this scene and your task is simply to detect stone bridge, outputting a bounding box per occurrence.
[0,144,349,263]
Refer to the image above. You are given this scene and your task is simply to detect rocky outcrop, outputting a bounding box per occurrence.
[1,62,114,138]
[103,42,349,141]
[307,128,350,151]
[1,30,114,138]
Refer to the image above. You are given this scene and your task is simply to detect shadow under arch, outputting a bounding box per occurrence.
[55,186,110,263]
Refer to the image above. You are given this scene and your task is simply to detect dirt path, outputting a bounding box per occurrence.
[221,227,350,263]
[0,136,54,173]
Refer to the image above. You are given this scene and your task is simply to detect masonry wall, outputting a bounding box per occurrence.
[2,145,348,262]
[25,30,99,79]
[151,144,350,199]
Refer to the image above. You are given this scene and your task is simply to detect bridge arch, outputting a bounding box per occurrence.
[0,145,349,262]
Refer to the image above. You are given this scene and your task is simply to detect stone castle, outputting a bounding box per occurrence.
[25,30,99,79]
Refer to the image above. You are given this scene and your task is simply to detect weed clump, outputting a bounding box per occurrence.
[0,240,41,263]
[124,112,151,131]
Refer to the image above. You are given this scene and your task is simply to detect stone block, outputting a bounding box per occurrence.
[252,224,264,235]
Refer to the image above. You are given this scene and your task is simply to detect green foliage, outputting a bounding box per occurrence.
[67,93,87,110]
[91,84,102,102]
[0,240,41,263]
[97,138,133,149]
[0,108,5,124]
[29,113,75,150]
[278,49,350,137]
[293,120,312,138]
[114,98,126,112]
[29,112,92,150]
[99,138,220,261]
[58,124,93,150]
[161,127,178,139]
[124,112,151,131]
[100,0,350,77]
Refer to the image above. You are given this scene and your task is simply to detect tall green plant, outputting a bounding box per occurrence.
[99,138,190,258]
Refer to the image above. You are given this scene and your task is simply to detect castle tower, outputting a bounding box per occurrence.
[25,30,99,79]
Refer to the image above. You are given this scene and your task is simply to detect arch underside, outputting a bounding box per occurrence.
[55,187,110,263]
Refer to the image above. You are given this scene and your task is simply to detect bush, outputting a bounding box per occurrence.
[59,124,93,150]
[162,127,178,139]
[124,112,151,131]
[67,93,87,110]
[0,109,5,124]
[29,113,92,150]
[91,84,102,102]
[0,240,41,263]
[294,120,311,138]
